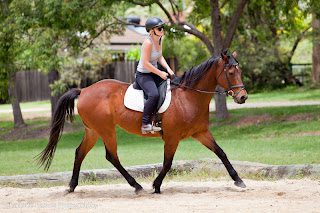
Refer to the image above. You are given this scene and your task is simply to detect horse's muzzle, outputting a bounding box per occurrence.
[238,94,248,104]
[232,89,248,104]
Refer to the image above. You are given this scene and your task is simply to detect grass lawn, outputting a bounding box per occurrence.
[244,86,320,102]
[0,86,320,111]
[0,104,320,176]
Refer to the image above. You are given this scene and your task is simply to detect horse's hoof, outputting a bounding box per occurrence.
[152,186,161,194]
[153,190,161,194]
[234,180,246,188]
[134,185,143,194]
[67,188,75,193]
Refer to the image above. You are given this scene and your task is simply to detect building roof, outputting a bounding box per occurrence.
[108,25,148,52]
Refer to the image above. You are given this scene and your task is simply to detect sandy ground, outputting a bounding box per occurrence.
[0,179,319,213]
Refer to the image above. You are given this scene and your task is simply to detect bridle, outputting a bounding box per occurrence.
[217,63,245,98]
[170,59,245,98]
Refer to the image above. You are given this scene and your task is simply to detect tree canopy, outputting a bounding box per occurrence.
[0,0,125,126]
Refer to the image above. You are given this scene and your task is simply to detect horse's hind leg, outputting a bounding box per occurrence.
[193,130,246,188]
[69,127,98,192]
[102,129,143,193]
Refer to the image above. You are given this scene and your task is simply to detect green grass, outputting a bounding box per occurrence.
[243,86,320,102]
[0,87,320,112]
[1,105,320,176]
[0,87,320,121]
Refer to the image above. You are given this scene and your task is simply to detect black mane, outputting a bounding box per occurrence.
[172,56,220,88]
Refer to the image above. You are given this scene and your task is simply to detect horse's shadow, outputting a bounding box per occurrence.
[52,184,248,199]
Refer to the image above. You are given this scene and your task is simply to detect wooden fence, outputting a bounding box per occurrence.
[15,61,138,102]
[98,61,137,84]
[114,61,137,83]
[15,71,51,102]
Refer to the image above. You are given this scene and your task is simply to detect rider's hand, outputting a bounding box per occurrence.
[169,74,176,80]
[159,71,168,80]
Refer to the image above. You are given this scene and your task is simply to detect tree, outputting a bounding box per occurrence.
[0,0,125,124]
[0,0,26,128]
[26,0,124,116]
[225,0,313,91]
[309,0,320,86]
[126,0,248,119]
[312,14,320,86]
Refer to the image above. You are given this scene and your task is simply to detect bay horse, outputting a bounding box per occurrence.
[38,51,248,194]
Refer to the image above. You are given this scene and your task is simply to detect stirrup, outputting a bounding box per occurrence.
[152,125,161,132]
[151,121,162,133]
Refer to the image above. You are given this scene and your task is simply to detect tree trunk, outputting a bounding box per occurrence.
[48,70,61,119]
[214,86,229,119]
[9,73,26,128]
[312,14,320,86]
[211,0,223,54]
[223,0,248,49]
[211,0,229,119]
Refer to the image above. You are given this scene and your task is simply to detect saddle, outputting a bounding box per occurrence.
[124,79,172,127]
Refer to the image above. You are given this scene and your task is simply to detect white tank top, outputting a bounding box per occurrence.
[137,36,162,73]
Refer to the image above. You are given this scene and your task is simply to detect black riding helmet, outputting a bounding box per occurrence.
[145,17,165,32]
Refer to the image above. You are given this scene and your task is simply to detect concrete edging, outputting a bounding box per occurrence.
[0,159,319,186]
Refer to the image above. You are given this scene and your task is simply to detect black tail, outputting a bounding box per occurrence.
[37,88,81,170]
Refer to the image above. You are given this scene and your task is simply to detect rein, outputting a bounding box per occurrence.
[170,81,226,95]
[170,63,245,98]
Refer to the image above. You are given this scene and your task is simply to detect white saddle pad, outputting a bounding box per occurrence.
[124,79,171,113]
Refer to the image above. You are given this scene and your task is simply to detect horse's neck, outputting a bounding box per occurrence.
[194,64,219,95]
[191,63,220,106]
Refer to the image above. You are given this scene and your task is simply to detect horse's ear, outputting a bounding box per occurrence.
[232,51,238,58]
[223,49,228,55]
[221,52,228,62]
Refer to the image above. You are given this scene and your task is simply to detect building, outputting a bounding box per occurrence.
[108,17,148,61]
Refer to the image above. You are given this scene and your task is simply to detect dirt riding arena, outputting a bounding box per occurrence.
[0,179,319,212]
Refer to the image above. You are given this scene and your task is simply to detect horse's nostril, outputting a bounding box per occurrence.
[240,95,246,100]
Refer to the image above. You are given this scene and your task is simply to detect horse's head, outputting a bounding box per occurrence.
[217,51,248,104]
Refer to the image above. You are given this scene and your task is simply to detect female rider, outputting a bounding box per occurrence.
[136,17,174,134]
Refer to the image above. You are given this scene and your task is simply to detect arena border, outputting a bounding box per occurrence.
[0,159,319,186]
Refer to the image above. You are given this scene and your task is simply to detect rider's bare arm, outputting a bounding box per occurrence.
[158,56,174,75]
[142,40,168,80]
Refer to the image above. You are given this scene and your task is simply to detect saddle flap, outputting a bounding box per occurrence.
[156,80,167,111]
[132,82,142,90]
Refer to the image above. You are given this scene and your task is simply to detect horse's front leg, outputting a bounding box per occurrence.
[153,139,179,193]
[193,130,246,188]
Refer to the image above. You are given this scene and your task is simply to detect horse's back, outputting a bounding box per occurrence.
[77,79,129,126]
[80,79,129,98]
